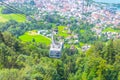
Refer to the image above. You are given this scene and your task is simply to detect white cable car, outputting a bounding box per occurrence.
[49,31,64,58]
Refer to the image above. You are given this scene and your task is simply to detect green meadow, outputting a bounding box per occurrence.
[103,27,120,33]
[58,26,70,37]
[0,7,26,22]
[80,30,85,33]
[19,31,51,45]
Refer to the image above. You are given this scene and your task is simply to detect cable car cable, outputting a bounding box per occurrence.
[1,1,35,20]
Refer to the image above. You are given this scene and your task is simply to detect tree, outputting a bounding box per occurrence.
[0,31,4,43]
[30,0,36,5]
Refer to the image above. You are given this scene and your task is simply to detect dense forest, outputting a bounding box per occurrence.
[0,31,120,80]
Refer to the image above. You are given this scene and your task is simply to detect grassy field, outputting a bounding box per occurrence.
[79,42,85,47]
[19,31,51,45]
[103,27,120,33]
[0,7,26,22]
[58,26,70,37]
[80,30,85,33]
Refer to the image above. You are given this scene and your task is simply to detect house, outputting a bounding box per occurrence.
[74,40,79,44]
[82,45,91,52]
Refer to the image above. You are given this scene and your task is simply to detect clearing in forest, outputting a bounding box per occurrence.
[19,30,51,45]
[0,7,26,22]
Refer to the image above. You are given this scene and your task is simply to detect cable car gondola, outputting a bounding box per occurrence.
[49,31,64,58]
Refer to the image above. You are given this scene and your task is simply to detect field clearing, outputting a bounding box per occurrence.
[58,26,70,37]
[103,27,120,33]
[0,7,26,22]
[80,30,85,33]
[19,31,51,45]
[0,16,7,22]
[79,42,85,47]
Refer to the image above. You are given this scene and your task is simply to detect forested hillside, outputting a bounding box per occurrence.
[0,31,120,80]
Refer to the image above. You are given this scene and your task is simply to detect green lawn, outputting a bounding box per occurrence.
[103,27,120,33]
[0,7,26,22]
[19,31,51,45]
[80,30,85,33]
[79,42,85,47]
[58,26,69,37]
